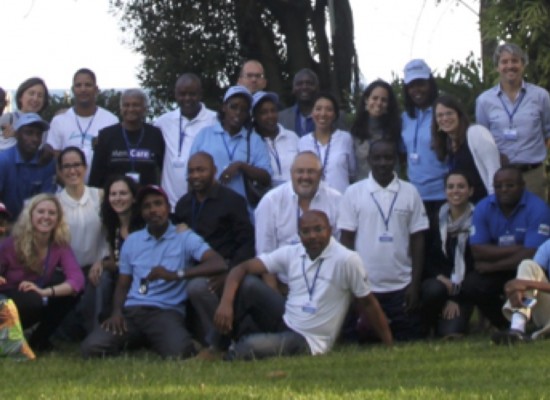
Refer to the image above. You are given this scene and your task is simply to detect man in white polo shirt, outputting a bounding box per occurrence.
[339,139,429,341]
[154,73,217,210]
[214,210,392,360]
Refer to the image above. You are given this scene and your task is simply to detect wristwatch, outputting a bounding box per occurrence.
[176,268,185,280]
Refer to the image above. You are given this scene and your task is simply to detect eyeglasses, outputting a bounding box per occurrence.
[61,162,84,170]
[435,111,456,120]
[241,73,265,80]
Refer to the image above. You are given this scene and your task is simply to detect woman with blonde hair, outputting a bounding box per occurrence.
[0,194,84,351]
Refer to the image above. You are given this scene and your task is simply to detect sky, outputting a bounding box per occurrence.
[2,0,480,91]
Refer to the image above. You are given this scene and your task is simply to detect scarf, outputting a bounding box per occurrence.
[438,202,474,294]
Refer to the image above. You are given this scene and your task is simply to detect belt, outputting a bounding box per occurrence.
[514,162,542,172]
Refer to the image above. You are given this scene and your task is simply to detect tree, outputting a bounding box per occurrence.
[109,0,359,113]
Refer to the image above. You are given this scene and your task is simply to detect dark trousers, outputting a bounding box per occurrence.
[81,306,195,359]
[461,270,515,329]
[2,288,79,348]
[421,278,473,336]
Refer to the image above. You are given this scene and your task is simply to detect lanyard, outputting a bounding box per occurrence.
[121,126,145,172]
[75,109,97,148]
[178,114,187,158]
[36,244,52,288]
[313,134,331,179]
[413,109,430,153]
[370,190,399,232]
[191,196,206,230]
[267,138,282,175]
[222,133,241,162]
[498,91,526,128]
[302,256,324,301]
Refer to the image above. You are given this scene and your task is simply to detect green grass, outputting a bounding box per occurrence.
[1,338,548,399]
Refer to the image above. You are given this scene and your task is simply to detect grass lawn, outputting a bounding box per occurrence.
[0,337,547,399]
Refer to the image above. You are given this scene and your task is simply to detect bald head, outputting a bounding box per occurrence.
[188,151,215,168]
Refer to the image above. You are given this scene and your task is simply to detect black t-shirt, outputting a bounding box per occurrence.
[89,123,165,188]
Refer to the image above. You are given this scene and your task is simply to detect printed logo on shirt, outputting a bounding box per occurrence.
[538,224,550,236]
[129,149,151,159]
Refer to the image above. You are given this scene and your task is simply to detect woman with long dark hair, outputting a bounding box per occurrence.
[351,80,401,180]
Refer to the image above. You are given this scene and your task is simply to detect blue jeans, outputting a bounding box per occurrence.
[228,275,308,360]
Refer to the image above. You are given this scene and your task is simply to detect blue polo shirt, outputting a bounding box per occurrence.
[119,223,210,315]
[0,145,56,220]
[470,190,550,248]
[401,108,447,201]
[190,122,272,201]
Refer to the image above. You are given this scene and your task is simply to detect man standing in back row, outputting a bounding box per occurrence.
[155,73,217,210]
[46,68,118,182]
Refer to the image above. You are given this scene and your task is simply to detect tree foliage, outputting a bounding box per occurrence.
[109,0,359,114]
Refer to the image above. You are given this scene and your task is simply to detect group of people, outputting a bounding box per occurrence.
[1,41,550,360]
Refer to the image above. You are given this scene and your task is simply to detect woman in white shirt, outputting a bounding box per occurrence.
[298,92,355,193]
[56,146,108,337]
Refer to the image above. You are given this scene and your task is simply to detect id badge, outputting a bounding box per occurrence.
[498,234,516,246]
[409,153,420,164]
[172,160,186,168]
[379,232,393,243]
[302,301,317,314]
[503,128,518,141]
[126,172,140,182]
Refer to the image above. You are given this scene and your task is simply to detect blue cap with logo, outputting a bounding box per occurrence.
[223,85,253,105]
[13,112,50,132]
[252,91,279,112]
[403,59,432,85]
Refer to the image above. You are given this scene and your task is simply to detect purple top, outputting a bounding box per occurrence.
[0,237,84,293]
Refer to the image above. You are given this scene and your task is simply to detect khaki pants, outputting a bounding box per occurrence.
[522,164,547,201]
[502,259,550,339]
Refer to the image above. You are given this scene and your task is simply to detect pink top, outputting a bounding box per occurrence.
[0,237,84,293]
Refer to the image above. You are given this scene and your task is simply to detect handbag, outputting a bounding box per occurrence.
[243,129,270,207]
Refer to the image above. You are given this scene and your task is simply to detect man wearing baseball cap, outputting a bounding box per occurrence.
[81,185,227,359]
[0,112,56,220]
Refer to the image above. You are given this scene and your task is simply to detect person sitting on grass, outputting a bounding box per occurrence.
[213,210,392,360]
[492,238,550,344]
[81,185,227,359]
[462,166,550,331]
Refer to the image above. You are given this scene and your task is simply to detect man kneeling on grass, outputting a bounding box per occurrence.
[81,185,226,359]
[493,238,550,344]
[214,210,392,360]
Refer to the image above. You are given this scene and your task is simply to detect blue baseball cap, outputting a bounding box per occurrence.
[252,91,279,111]
[403,59,432,84]
[13,113,49,132]
[223,85,253,105]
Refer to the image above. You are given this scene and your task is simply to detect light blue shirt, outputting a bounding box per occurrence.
[119,223,210,315]
[476,82,550,164]
[534,239,550,277]
[190,122,272,202]
[401,108,447,201]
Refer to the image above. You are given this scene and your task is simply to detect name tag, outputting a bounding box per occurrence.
[302,301,317,315]
[503,128,518,141]
[172,160,186,168]
[498,234,516,246]
[379,232,394,243]
[126,172,140,182]
[409,153,420,164]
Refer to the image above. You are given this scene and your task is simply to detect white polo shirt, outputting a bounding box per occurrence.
[259,237,371,355]
[298,129,356,193]
[47,107,118,182]
[154,105,217,210]
[254,181,341,255]
[257,124,299,186]
[337,173,428,292]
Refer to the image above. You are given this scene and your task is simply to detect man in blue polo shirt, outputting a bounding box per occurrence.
[0,113,55,220]
[81,185,227,359]
[462,166,550,329]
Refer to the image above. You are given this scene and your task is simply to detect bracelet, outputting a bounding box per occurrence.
[51,286,56,298]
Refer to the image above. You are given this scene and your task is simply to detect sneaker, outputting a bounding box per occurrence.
[491,329,531,345]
